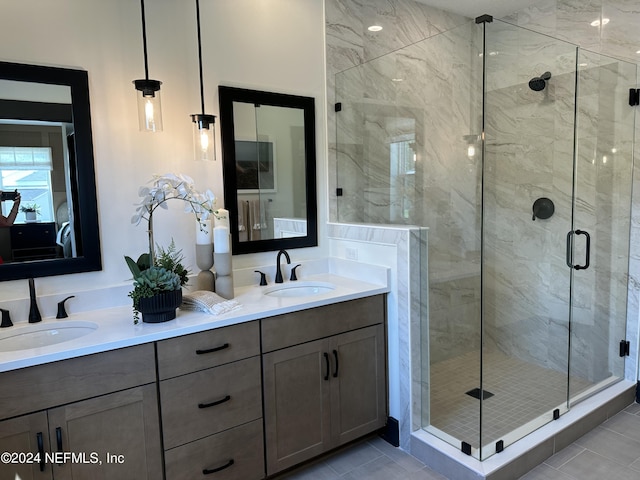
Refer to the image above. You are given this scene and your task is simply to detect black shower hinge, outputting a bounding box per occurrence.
[553,409,560,420]
[461,441,472,456]
[629,89,640,106]
[335,102,342,112]
[620,340,630,357]
[475,14,493,24]
[336,188,343,197]
[495,440,504,453]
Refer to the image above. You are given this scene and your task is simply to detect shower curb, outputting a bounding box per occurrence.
[409,381,636,480]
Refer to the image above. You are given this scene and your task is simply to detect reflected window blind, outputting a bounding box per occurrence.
[0,146,53,170]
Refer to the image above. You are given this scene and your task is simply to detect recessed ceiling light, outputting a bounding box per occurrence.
[392,78,403,82]
[590,18,610,27]
[368,25,383,32]
[636,50,640,54]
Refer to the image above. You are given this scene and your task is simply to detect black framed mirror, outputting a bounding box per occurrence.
[0,61,101,281]
[219,86,317,255]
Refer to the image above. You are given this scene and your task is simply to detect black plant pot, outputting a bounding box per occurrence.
[137,289,182,323]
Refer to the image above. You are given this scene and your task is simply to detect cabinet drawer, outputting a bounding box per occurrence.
[157,321,260,379]
[164,419,264,480]
[160,356,262,449]
[262,295,385,352]
[0,344,155,420]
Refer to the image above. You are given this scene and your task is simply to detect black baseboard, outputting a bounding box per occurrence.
[380,416,400,447]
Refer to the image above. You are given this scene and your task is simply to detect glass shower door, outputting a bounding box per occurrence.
[480,20,578,458]
[569,50,634,402]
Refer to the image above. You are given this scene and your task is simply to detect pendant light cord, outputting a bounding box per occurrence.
[140,0,150,80]
[195,0,206,114]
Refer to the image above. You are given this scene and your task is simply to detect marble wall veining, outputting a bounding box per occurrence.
[326,0,640,455]
[481,20,635,386]
[496,0,640,387]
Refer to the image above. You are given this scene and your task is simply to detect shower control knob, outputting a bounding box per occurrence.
[532,197,554,221]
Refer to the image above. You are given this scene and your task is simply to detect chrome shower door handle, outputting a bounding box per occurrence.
[574,229,590,270]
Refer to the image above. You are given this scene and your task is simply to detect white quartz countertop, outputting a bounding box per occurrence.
[0,271,389,373]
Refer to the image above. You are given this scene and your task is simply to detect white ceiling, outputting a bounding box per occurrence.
[415,0,540,19]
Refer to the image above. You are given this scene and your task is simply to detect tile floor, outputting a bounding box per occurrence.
[275,402,640,480]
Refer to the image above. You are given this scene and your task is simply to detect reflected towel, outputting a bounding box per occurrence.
[237,200,248,242]
[249,200,261,241]
[260,200,268,230]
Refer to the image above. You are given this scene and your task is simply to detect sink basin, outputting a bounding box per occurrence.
[263,281,335,298]
[0,321,98,352]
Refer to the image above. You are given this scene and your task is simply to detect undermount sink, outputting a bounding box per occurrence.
[263,281,336,298]
[0,321,98,352]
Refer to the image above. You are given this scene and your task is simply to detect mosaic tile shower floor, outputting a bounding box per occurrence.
[429,349,594,448]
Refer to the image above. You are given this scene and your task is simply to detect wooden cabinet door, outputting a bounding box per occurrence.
[263,339,331,475]
[330,325,387,446]
[48,384,162,480]
[0,411,52,479]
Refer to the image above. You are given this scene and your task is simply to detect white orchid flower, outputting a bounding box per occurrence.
[132,173,217,258]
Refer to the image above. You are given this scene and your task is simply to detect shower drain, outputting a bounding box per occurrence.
[465,388,494,400]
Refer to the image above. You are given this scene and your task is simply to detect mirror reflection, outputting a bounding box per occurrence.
[219,86,317,255]
[0,62,101,280]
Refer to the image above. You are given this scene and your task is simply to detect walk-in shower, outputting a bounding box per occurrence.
[334,16,635,462]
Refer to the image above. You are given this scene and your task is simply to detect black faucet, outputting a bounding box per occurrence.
[0,309,12,328]
[275,250,291,284]
[28,278,42,323]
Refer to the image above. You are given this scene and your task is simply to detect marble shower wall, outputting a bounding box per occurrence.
[499,0,640,385]
[331,4,485,365]
[326,0,469,220]
[327,0,640,383]
[481,20,635,383]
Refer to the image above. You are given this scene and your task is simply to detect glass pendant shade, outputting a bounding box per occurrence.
[191,113,216,161]
[134,79,163,132]
[133,0,163,133]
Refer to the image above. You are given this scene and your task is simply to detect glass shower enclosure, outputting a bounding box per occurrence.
[334,17,635,460]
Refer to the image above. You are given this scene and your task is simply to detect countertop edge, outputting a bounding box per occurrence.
[0,274,389,373]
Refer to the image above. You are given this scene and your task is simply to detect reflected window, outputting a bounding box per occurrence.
[390,140,416,176]
[0,146,54,223]
[390,138,416,220]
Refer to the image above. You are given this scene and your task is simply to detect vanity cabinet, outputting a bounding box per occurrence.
[261,296,387,475]
[0,412,51,479]
[157,321,265,480]
[0,344,162,480]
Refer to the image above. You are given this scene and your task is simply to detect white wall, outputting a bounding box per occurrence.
[0,0,328,303]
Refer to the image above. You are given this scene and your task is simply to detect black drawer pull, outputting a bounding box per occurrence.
[332,349,339,378]
[196,343,229,355]
[198,395,231,409]
[36,432,45,471]
[203,458,234,474]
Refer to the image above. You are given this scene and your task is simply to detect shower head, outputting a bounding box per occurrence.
[528,71,552,91]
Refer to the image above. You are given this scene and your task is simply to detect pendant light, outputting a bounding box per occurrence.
[133,0,163,132]
[190,0,216,161]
